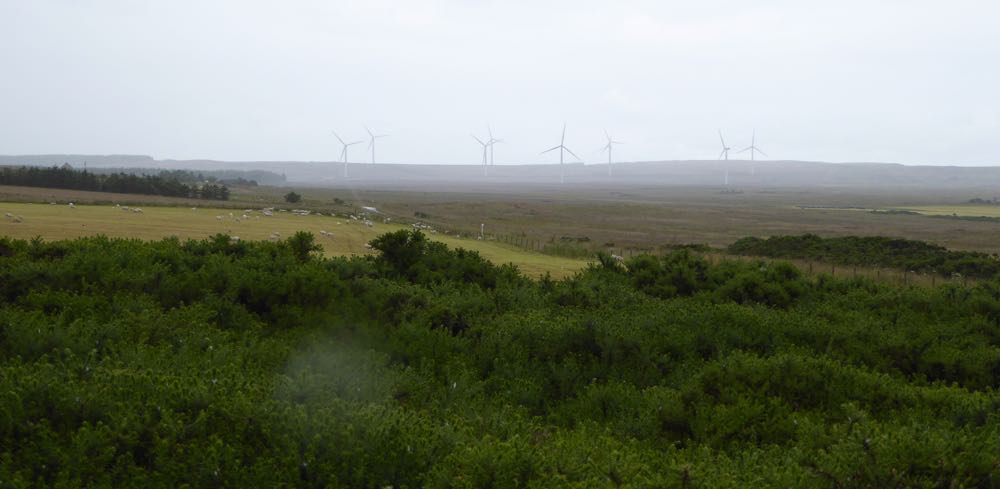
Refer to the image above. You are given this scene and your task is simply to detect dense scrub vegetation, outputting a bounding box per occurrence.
[0,165,229,200]
[729,233,1000,279]
[1,230,998,487]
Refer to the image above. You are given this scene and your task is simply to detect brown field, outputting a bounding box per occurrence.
[296,184,1000,253]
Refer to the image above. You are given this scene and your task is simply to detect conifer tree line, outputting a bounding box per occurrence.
[0,164,229,200]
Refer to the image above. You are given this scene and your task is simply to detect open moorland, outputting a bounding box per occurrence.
[289,183,1000,253]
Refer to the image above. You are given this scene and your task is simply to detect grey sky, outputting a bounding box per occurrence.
[2,0,998,165]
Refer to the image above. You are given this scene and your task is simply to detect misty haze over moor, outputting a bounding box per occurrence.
[2,0,999,167]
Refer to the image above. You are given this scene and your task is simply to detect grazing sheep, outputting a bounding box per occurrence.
[216,215,223,220]
[4,212,12,218]
[68,202,75,208]
[12,216,23,223]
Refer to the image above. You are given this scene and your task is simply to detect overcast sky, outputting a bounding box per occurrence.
[2,1,999,165]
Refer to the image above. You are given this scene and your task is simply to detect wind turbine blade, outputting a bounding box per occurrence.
[756,148,768,157]
[563,147,581,160]
[718,149,726,160]
[365,126,374,137]
[540,146,561,154]
[333,131,345,145]
[738,147,752,153]
[718,130,726,147]
[561,123,566,145]
[604,128,611,142]
[472,135,486,146]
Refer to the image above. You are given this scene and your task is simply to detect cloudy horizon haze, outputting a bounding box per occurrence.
[2,1,999,166]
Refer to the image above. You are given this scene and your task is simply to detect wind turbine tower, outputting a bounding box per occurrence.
[541,123,581,184]
[738,129,768,175]
[365,126,388,164]
[334,131,363,178]
[472,135,489,176]
[718,130,732,161]
[600,129,624,176]
[487,126,503,166]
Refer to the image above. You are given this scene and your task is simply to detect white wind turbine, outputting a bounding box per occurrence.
[738,129,767,175]
[541,123,581,184]
[487,126,503,166]
[718,130,732,161]
[334,131,363,178]
[472,134,489,176]
[599,129,624,176]
[365,126,388,164]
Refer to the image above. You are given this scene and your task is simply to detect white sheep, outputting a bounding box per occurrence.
[4,212,11,218]
[68,202,75,208]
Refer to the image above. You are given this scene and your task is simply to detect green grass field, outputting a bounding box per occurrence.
[0,202,587,277]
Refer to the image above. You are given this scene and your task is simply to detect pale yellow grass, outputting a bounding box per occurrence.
[0,202,586,278]
[897,205,1000,218]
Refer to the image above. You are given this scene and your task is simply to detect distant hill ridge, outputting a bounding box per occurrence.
[2,154,999,189]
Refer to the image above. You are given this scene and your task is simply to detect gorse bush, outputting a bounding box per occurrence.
[1,230,998,487]
[729,233,1000,278]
